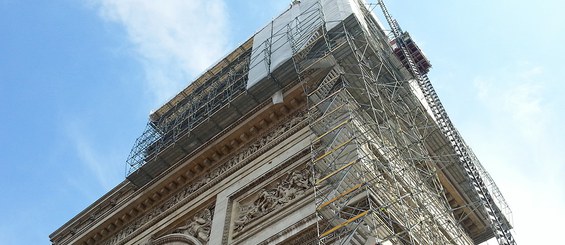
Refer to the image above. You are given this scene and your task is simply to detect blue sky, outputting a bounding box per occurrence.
[0,0,563,244]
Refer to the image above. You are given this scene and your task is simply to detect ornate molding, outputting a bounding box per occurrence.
[54,96,286,245]
[52,183,135,245]
[257,214,317,245]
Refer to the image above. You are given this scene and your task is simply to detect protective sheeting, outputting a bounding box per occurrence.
[247,0,368,89]
[247,22,273,89]
[272,90,284,104]
[322,0,369,36]
[247,0,319,89]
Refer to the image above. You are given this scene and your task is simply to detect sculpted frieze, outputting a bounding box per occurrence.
[101,110,306,245]
[148,207,213,245]
[234,168,313,233]
[172,207,213,244]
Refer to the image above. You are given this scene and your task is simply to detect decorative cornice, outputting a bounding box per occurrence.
[148,233,202,245]
[50,182,136,244]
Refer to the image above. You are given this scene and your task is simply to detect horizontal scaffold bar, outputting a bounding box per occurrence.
[320,210,369,238]
[311,104,345,125]
[317,183,363,211]
[309,88,345,109]
[313,119,351,143]
[316,159,358,185]
[314,138,354,163]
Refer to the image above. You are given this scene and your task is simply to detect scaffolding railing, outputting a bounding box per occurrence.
[125,1,324,178]
[125,48,252,175]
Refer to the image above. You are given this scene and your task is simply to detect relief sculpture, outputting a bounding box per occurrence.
[173,208,213,244]
[234,169,313,232]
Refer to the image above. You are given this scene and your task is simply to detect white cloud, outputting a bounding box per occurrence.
[471,64,564,244]
[473,66,549,142]
[91,0,230,103]
[502,69,546,140]
[65,122,122,191]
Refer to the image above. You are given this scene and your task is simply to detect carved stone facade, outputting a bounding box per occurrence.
[97,109,307,245]
[147,206,214,245]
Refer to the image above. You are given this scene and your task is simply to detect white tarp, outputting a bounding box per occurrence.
[323,0,369,31]
[247,0,367,89]
[247,22,272,88]
[247,0,320,89]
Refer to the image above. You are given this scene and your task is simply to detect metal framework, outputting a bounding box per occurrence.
[288,0,514,244]
[124,0,514,244]
[125,47,252,176]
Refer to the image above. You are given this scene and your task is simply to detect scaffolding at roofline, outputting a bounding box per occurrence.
[285,0,514,244]
[123,35,303,187]
[124,10,308,186]
[124,47,252,178]
[124,0,320,184]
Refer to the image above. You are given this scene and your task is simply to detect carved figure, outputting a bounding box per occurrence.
[175,209,212,243]
[234,168,313,232]
[234,205,255,232]
[254,188,281,213]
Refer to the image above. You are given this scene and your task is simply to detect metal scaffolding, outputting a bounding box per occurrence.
[124,0,514,243]
[124,48,255,188]
[287,0,514,244]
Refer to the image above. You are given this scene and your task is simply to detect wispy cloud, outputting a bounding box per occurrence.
[475,66,548,141]
[90,0,230,104]
[471,64,564,244]
[65,121,121,191]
